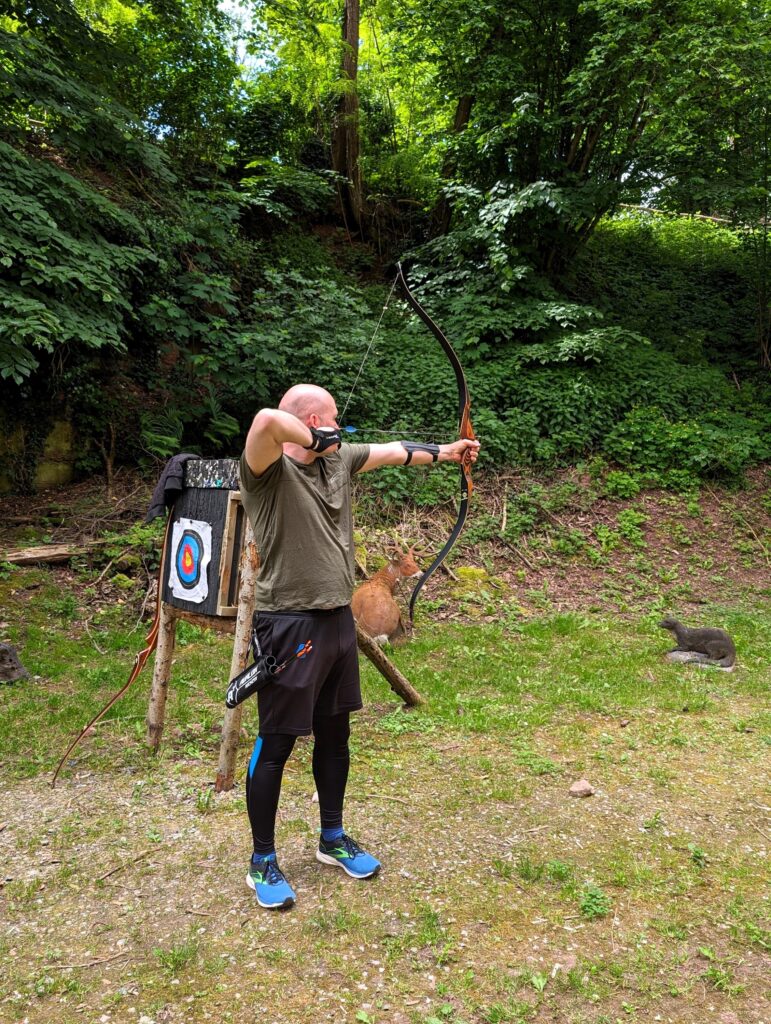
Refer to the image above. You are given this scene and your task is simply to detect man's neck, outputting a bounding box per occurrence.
[283,442,315,464]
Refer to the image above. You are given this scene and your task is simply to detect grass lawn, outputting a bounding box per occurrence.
[1,560,769,1024]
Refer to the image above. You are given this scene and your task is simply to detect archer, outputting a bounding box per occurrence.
[239,382,479,909]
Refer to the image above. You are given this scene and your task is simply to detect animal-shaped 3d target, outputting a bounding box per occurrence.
[168,518,213,603]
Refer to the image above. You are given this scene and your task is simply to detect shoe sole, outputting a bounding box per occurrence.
[316,850,380,879]
[245,871,295,910]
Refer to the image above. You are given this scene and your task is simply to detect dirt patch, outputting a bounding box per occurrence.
[2,698,769,1024]
[5,465,770,631]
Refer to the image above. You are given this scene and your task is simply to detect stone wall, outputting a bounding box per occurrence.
[0,419,75,493]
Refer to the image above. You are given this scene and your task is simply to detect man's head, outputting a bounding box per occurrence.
[279,384,339,430]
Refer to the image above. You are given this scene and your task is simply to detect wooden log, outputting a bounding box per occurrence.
[145,602,177,751]
[215,519,258,792]
[355,622,424,707]
[174,609,235,634]
[1,543,100,565]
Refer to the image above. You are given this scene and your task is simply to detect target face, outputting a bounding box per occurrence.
[168,518,213,603]
[175,530,204,589]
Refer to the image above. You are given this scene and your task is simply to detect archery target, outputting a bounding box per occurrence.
[176,529,203,587]
[169,518,212,603]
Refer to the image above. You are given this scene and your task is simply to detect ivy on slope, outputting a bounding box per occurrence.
[0,17,280,469]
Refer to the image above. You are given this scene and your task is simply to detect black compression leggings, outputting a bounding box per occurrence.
[245,711,351,856]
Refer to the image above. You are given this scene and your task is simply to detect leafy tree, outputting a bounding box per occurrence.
[0,7,165,385]
[96,0,241,166]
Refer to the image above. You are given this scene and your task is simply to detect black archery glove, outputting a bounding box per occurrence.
[304,427,342,453]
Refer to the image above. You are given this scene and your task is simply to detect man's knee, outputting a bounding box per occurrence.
[252,732,296,772]
[312,711,350,749]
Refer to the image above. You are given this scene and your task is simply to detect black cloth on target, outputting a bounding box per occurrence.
[145,453,200,523]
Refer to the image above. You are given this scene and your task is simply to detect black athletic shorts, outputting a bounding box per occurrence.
[253,605,362,735]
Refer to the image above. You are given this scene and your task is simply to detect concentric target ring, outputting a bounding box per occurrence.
[175,529,204,590]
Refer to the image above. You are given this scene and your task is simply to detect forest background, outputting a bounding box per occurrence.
[1,0,770,497]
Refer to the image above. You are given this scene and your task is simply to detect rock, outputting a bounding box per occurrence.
[0,643,28,684]
[569,779,595,798]
[552,952,578,975]
[620,719,630,728]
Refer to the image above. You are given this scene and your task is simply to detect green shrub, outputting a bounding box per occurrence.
[604,471,642,498]
[604,406,769,483]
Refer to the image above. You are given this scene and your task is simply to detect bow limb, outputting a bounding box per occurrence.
[396,262,476,626]
[51,516,173,787]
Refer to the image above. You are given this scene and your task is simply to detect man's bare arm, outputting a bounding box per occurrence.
[244,409,314,476]
[360,438,480,472]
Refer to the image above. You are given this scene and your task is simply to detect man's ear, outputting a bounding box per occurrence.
[308,413,320,428]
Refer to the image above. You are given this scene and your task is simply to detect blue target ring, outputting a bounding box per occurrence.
[175,530,204,589]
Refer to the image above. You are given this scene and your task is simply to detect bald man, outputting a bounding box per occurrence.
[239,384,479,909]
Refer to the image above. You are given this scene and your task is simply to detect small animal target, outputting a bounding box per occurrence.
[169,518,212,603]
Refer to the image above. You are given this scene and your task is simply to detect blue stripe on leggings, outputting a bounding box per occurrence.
[247,736,263,780]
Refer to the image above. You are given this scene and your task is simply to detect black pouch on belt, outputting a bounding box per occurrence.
[225,613,277,708]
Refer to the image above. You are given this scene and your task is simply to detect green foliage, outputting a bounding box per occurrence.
[688,843,707,869]
[575,214,757,362]
[605,406,770,485]
[579,884,612,920]
[603,471,641,499]
[386,202,771,485]
[0,136,153,383]
[105,0,240,165]
[0,0,769,491]
[153,935,199,975]
[240,160,337,222]
[616,509,648,548]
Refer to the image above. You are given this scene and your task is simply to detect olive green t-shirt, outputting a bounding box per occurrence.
[239,444,370,612]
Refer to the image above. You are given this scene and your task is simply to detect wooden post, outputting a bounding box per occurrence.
[215,520,258,792]
[355,623,424,706]
[146,602,178,750]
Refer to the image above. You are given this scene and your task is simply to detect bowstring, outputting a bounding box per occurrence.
[339,273,398,424]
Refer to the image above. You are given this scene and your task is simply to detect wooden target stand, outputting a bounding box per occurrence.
[145,459,422,792]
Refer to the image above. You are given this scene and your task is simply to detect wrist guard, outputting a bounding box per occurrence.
[401,441,440,465]
[304,427,342,452]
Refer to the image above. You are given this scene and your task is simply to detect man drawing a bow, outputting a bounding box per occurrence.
[239,383,480,909]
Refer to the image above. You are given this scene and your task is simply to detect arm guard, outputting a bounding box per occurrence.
[400,441,440,465]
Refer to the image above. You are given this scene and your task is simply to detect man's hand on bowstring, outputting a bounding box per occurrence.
[304,426,342,455]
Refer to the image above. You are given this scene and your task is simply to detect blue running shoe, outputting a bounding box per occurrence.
[245,854,296,910]
[316,834,381,879]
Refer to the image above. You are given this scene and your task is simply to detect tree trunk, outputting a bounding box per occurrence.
[215,519,259,791]
[145,602,177,750]
[355,622,424,706]
[756,106,770,369]
[331,0,364,235]
[431,94,475,236]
